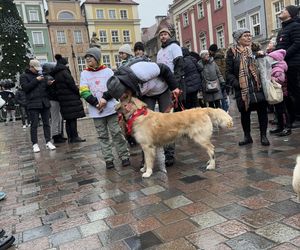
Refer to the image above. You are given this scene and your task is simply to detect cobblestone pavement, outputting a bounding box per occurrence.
[0,107,300,250]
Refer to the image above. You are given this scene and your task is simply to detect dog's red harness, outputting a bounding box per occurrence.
[126,107,148,135]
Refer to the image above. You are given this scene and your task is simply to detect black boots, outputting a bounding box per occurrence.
[269,127,283,134]
[276,128,291,137]
[261,134,270,146]
[238,135,253,146]
[52,135,66,143]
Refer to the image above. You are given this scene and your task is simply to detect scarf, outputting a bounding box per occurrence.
[235,46,261,111]
[85,64,106,72]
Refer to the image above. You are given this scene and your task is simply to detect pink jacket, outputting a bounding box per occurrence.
[268,49,288,96]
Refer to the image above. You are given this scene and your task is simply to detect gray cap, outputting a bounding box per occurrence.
[85,47,101,63]
[107,76,127,99]
[232,28,251,42]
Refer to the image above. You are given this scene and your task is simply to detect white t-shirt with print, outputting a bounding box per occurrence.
[157,43,182,73]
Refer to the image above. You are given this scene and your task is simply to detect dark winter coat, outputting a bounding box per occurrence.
[182,47,202,94]
[15,88,27,106]
[42,62,58,101]
[226,48,266,112]
[213,49,226,80]
[0,90,16,110]
[276,18,300,66]
[20,69,50,110]
[198,57,224,102]
[50,64,85,120]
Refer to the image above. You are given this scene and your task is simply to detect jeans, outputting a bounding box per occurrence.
[29,108,51,144]
[19,106,29,125]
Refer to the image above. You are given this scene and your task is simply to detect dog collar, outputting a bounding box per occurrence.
[126,107,148,136]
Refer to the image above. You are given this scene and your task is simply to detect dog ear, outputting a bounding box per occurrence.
[132,97,147,109]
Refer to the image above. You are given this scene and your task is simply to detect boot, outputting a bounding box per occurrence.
[238,135,253,146]
[261,134,270,146]
[52,135,65,143]
[58,134,68,141]
[69,136,86,143]
[269,127,283,134]
[276,128,291,137]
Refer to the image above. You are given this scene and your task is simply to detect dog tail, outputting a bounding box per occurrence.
[204,108,233,129]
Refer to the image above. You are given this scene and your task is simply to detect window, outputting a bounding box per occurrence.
[123,30,130,42]
[73,30,82,44]
[28,10,39,22]
[114,54,122,68]
[197,1,204,18]
[109,10,116,19]
[96,9,104,19]
[57,31,66,44]
[216,26,225,48]
[99,30,107,43]
[199,32,207,50]
[250,13,260,36]
[102,55,111,68]
[32,31,44,45]
[36,56,48,64]
[237,18,246,29]
[274,1,284,29]
[77,56,85,72]
[183,12,189,27]
[295,0,300,6]
[215,0,223,9]
[111,30,119,43]
[120,10,128,19]
[58,11,74,20]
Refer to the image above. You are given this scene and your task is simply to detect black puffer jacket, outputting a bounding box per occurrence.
[50,65,85,120]
[182,47,202,94]
[15,88,27,106]
[20,69,50,110]
[276,18,300,66]
[226,48,265,112]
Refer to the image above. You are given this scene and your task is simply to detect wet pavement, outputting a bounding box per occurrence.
[0,107,300,250]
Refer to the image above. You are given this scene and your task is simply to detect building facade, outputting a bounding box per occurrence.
[265,0,300,39]
[15,0,53,63]
[46,0,90,83]
[169,0,232,52]
[82,0,141,69]
[230,0,268,45]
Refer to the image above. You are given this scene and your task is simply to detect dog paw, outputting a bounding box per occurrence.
[142,170,153,178]
[140,166,146,173]
[206,161,216,170]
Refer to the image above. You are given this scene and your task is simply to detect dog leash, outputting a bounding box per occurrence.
[164,91,185,113]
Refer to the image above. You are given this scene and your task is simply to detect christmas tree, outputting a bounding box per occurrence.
[0,0,31,82]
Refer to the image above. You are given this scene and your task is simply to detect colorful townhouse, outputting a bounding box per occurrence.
[46,0,90,83]
[169,0,232,52]
[15,0,53,63]
[81,0,141,69]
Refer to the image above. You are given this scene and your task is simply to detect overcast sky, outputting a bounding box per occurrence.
[135,0,173,28]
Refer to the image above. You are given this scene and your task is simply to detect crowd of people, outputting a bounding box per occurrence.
[0,4,299,249]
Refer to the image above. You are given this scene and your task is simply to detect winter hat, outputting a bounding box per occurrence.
[232,28,251,42]
[134,42,145,52]
[29,59,42,71]
[85,47,101,63]
[107,76,127,100]
[285,5,299,18]
[268,49,286,62]
[209,44,218,52]
[158,28,171,36]
[118,44,133,56]
[55,54,68,65]
[200,50,209,58]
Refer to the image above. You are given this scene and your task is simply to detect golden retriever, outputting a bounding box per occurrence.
[116,96,233,178]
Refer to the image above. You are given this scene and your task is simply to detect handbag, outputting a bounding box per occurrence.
[264,79,283,105]
[205,79,219,93]
[0,96,5,109]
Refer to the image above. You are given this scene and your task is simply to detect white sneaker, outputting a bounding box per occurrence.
[46,141,56,150]
[33,144,40,153]
[22,125,27,129]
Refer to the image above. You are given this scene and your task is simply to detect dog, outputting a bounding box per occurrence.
[116,96,233,178]
[292,155,300,202]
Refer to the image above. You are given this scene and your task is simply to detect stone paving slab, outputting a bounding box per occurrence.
[1,109,300,249]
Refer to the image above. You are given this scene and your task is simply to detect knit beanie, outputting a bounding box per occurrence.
[158,28,171,36]
[118,44,133,56]
[134,42,145,52]
[285,5,299,18]
[107,76,127,100]
[209,44,218,52]
[85,47,101,63]
[55,54,68,65]
[232,28,251,42]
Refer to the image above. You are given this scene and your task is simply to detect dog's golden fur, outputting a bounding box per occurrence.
[116,96,233,178]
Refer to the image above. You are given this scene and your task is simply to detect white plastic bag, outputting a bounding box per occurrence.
[257,57,283,105]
